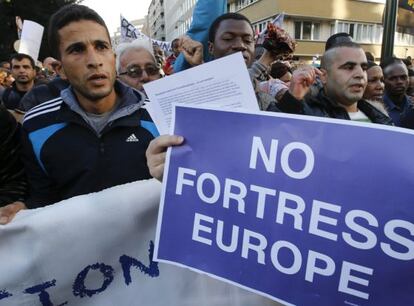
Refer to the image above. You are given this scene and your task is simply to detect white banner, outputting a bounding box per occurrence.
[0,179,278,306]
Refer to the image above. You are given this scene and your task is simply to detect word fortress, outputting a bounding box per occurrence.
[173,136,414,301]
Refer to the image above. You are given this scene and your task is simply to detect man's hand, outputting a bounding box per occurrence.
[146,135,184,181]
[0,201,26,225]
[178,36,204,66]
[289,66,322,101]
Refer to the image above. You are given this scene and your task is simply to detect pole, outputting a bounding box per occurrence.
[381,0,399,63]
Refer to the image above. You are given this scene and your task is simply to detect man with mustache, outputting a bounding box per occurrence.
[1,4,158,217]
[277,42,393,125]
[1,53,36,112]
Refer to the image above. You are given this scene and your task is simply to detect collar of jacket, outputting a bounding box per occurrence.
[312,89,393,125]
[61,80,145,118]
[58,81,146,132]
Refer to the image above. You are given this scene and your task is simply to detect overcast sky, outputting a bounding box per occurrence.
[82,0,152,34]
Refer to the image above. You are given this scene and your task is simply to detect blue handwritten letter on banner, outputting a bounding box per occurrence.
[155,106,414,306]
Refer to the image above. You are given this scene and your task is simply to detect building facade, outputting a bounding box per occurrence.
[228,0,414,61]
[148,0,167,41]
[165,0,197,41]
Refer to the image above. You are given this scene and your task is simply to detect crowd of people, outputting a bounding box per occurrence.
[0,1,413,283]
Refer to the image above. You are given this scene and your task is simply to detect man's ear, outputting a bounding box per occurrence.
[319,68,328,85]
[55,61,67,80]
[208,41,214,57]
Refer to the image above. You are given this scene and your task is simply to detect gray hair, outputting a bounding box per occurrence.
[115,39,156,73]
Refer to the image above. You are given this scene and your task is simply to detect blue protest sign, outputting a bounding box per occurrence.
[155,106,414,306]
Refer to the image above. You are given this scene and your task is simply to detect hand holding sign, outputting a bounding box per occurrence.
[146,135,184,181]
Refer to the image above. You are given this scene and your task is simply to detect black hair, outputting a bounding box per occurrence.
[321,41,362,70]
[408,69,414,77]
[325,32,353,51]
[365,52,375,61]
[48,4,110,60]
[208,13,253,43]
[9,53,35,69]
[367,60,378,70]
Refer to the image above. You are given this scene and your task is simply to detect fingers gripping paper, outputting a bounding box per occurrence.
[0,179,278,306]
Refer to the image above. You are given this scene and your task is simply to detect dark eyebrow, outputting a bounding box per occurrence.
[65,42,85,53]
[338,61,357,69]
[94,39,110,47]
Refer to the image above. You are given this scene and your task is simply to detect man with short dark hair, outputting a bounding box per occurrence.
[381,57,411,126]
[15,4,158,209]
[1,53,36,111]
[278,42,392,124]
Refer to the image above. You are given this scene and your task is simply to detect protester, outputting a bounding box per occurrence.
[276,42,393,124]
[2,4,158,215]
[0,61,10,70]
[381,57,411,126]
[19,72,69,112]
[363,61,384,102]
[0,105,27,212]
[42,56,59,80]
[153,44,166,73]
[1,53,36,111]
[163,38,180,75]
[0,68,9,96]
[116,39,161,94]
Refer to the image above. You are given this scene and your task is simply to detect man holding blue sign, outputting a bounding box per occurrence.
[148,105,414,306]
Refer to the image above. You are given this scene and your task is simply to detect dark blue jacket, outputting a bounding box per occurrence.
[21,81,159,208]
[20,76,69,112]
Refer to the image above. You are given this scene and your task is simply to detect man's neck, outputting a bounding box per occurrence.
[75,90,117,115]
[343,102,358,113]
[15,81,33,93]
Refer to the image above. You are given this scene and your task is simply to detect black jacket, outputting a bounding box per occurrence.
[278,90,394,125]
[21,82,158,208]
[20,77,69,112]
[1,83,27,111]
[0,105,27,206]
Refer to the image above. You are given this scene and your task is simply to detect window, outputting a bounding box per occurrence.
[334,21,382,43]
[235,0,259,11]
[294,21,321,40]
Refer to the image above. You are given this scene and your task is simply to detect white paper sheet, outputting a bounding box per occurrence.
[143,52,259,134]
[18,20,44,62]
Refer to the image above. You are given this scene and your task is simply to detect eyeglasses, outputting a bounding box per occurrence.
[119,64,159,78]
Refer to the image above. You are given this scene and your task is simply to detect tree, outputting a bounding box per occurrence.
[0,0,82,63]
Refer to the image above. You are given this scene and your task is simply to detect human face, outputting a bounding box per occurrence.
[322,47,368,107]
[118,48,160,91]
[363,66,384,101]
[11,58,36,85]
[209,19,255,67]
[56,20,116,113]
[384,63,409,97]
